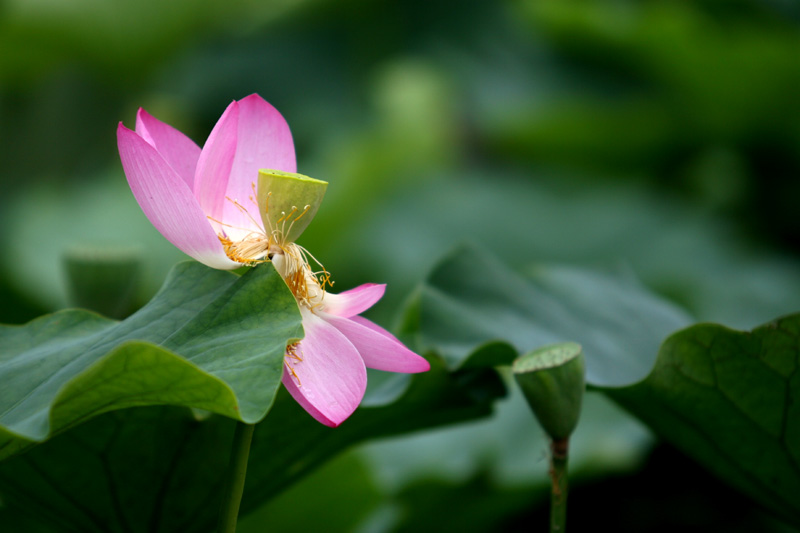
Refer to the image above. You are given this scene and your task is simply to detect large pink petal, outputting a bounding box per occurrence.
[321,283,386,318]
[220,94,297,235]
[117,123,238,270]
[282,309,367,427]
[324,314,430,373]
[135,108,201,190]
[194,100,242,236]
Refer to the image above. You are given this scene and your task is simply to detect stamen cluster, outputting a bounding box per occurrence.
[212,185,332,311]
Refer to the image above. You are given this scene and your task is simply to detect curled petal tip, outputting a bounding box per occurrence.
[330,315,430,373]
[322,283,386,318]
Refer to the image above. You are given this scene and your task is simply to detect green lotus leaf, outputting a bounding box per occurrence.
[608,315,800,527]
[417,244,691,386]
[0,261,303,461]
[0,355,505,532]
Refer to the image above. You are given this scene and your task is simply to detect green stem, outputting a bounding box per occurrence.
[549,438,569,533]
[218,422,256,533]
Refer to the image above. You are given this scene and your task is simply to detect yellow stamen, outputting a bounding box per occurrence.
[211,183,334,309]
[273,242,332,310]
[285,341,303,386]
[225,195,267,232]
[217,234,272,265]
[286,342,303,362]
[283,205,311,241]
[276,206,297,225]
[209,191,275,265]
[292,205,312,223]
[285,363,302,387]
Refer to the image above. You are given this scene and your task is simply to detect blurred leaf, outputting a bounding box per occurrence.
[517,0,800,142]
[237,450,382,533]
[506,0,800,243]
[0,0,311,83]
[0,355,506,532]
[390,471,541,533]
[607,314,800,527]
[343,174,800,331]
[1,176,186,311]
[0,275,47,325]
[0,262,302,460]
[487,99,676,174]
[417,244,691,386]
[357,390,653,505]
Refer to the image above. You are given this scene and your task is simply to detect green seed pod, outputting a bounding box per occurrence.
[257,169,328,244]
[63,245,143,319]
[513,342,585,441]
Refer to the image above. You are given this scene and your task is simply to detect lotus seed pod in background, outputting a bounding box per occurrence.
[513,342,585,441]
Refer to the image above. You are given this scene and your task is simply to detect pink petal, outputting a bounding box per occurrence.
[324,314,430,373]
[221,94,297,236]
[322,283,386,318]
[135,108,201,190]
[117,123,239,270]
[194,100,241,236]
[282,309,367,427]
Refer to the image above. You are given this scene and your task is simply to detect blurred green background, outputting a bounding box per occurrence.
[1,0,799,530]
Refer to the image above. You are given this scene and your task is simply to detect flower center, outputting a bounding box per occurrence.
[211,184,311,265]
[210,184,332,309]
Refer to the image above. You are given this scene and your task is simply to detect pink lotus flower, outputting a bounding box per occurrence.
[117,94,429,426]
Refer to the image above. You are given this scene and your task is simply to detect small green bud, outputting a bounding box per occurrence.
[63,245,143,319]
[513,342,585,441]
[257,169,327,244]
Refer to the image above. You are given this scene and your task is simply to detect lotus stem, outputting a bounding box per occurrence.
[217,421,256,533]
[549,437,569,533]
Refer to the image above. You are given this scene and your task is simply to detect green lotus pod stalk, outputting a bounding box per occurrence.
[513,341,585,441]
[257,169,328,246]
[63,245,143,319]
[514,342,584,532]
